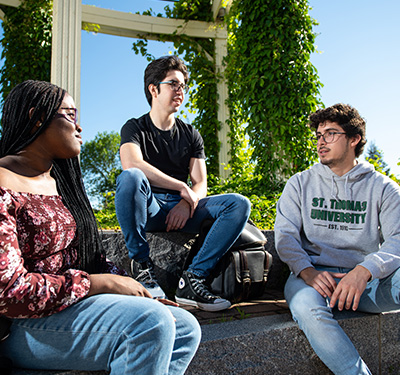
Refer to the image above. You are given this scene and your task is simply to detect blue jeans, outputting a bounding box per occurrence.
[115,168,251,278]
[0,294,201,374]
[285,265,400,375]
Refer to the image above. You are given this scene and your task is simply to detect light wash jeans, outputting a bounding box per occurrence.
[115,168,251,278]
[285,265,400,375]
[0,294,201,374]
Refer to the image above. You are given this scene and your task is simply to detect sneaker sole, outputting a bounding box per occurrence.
[175,296,231,312]
[139,283,166,299]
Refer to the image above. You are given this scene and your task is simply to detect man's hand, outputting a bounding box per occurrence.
[329,265,371,311]
[165,200,191,231]
[179,185,200,217]
[299,267,346,299]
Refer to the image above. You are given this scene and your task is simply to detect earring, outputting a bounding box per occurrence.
[37,122,42,127]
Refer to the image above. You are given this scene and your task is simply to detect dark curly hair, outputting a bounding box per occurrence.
[144,55,189,106]
[0,80,106,273]
[309,103,366,157]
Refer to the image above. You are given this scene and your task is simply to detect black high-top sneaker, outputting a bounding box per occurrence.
[131,258,166,299]
[175,271,231,312]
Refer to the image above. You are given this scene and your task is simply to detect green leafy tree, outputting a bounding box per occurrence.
[0,0,52,104]
[365,141,390,176]
[365,142,399,185]
[93,191,120,230]
[80,131,122,200]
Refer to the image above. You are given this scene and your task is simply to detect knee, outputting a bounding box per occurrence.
[140,305,201,353]
[116,168,148,192]
[285,277,332,328]
[232,194,251,217]
[145,305,177,340]
[288,293,333,332]
[170,306,201,345]
[121,299,178,342]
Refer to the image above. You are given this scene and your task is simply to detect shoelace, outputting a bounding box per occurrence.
[137,269,158,287]
[188,274,216,300]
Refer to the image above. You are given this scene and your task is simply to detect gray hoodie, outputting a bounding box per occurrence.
[275,161,400,280]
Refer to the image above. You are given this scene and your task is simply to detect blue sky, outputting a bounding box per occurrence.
[2,1,400,174]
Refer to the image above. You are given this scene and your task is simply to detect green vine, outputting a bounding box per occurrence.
[0,0,53,105]
[225,0,322,191]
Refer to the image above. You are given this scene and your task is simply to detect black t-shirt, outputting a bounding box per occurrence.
[120,113,205,194]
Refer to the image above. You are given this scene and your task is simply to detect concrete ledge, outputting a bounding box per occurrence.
[187,309,400,375]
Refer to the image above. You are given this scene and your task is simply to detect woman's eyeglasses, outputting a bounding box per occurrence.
[54,107,78,125]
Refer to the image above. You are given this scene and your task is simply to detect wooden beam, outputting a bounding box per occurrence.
[0,0,20,20]
[211,0,233,21]
[51,0,81,110]
[212,0,224,21]
[81,4,227,41]
[0,0,21,7]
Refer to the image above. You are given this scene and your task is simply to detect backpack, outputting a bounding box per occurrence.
[184,220,272,303]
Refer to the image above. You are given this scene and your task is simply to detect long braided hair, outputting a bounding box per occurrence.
[0,80,105,273]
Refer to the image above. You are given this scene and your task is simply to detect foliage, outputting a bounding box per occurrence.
[80,131,122,200]
[0,0,52,105]
[225,0,321,191]
[208,170,280,230]
[93,191,120,231]
[365,144,399,185]
[365,141,390,176]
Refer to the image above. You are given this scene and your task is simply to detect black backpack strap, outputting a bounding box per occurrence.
[239,250,251,300]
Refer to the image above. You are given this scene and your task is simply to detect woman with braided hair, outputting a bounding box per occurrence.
[0,80,200,374]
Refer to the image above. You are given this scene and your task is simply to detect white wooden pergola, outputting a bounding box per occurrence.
[0,0,231,177]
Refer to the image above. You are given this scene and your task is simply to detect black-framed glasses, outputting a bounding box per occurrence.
[54,107,78,125]
[314,131,346,144]
[158,80,189,94]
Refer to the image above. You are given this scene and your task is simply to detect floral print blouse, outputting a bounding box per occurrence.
[0,187,105,319]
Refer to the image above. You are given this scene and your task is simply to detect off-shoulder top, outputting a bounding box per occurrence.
[0,186,96,319]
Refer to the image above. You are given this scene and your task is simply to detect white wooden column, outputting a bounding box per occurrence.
[51,0,81,108]
[215,36,230,178]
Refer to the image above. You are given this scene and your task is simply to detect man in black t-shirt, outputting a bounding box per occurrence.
[115,56,251,312]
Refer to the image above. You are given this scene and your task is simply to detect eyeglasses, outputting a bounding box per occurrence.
[54,107,78,125]
[314,131,346,144]
[158,80,189,94]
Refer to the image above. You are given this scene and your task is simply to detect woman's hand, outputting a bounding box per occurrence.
[87,274,152,298]
[87,274,180,309]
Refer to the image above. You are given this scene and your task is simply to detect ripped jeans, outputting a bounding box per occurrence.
[285,266,400,375]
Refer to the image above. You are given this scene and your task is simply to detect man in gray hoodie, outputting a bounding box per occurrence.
[275,103,400,375]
